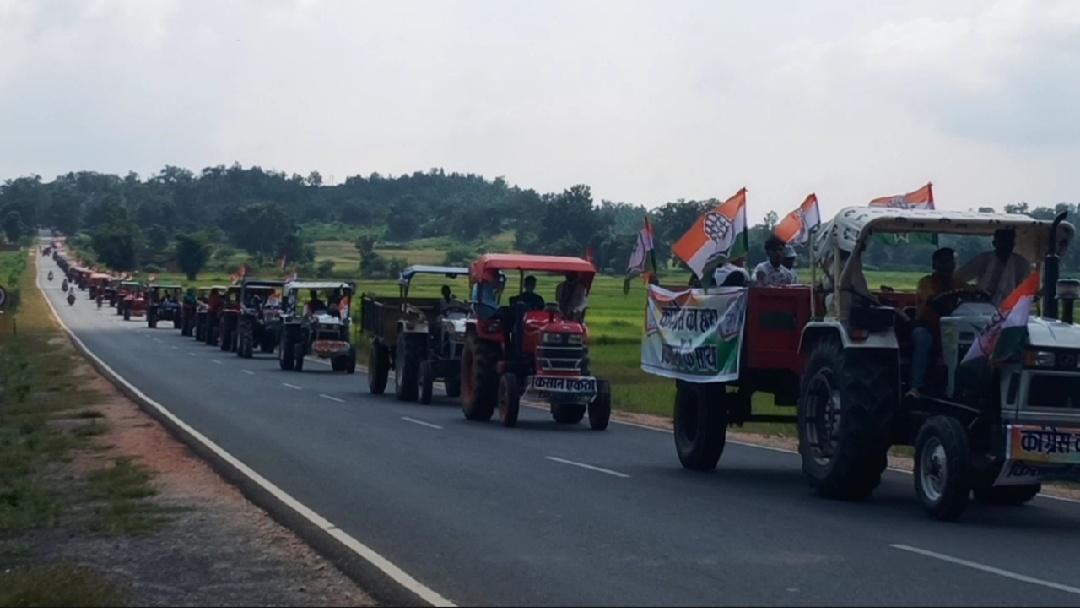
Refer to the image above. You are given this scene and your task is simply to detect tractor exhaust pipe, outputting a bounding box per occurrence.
[1043,211,1068,321]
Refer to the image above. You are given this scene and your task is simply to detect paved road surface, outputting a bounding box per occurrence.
[37,250,1080,607]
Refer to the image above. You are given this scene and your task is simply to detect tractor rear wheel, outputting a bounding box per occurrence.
[673,381,728,471]
[293,341,305,372]
[461,333,498,421]
[797,341,894,502]
[346,346,357,374]
[368,343,389,393]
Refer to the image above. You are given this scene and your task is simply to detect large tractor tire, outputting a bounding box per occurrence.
[123,308,131,321]
[346,346,357,374]
[293,341,306,372]
[673,381,729,471]
[220,319,232,352]
[914,415,972,521]
[394,332,423,402]
[368,343,390,394]
[797,341,894,502]
[444,370,461,398]
[460,333,499,421]
[147,307,157,329]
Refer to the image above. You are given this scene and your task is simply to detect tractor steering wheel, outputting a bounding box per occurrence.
[928,287,992,316]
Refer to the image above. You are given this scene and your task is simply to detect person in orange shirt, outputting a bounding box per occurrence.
[908,247,971,399]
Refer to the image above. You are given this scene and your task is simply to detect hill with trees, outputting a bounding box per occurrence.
[2,163,1077,279]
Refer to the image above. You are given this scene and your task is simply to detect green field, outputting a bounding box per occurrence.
[128,238,925,432]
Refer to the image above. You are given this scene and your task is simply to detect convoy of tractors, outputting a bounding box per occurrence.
[45,204,1080,523]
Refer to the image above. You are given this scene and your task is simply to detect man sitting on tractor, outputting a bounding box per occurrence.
[305,290,326,315]
[954,228,1030,307]
[555,272,588,321]
[908,247,971,400]
[509,275,545,311]
[438,285,466,314]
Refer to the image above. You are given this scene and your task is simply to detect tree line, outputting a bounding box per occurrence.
[1,164,1077,279]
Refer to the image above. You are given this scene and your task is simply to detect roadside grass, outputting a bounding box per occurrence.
[1,249,178,605]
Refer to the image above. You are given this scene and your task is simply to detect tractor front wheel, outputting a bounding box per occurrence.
[588,379,612,431]
[394,333,422,402]
[368,343,389,393]
[498,374,520,427]
[914,415,972,521]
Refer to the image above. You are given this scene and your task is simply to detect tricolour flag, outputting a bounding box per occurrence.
[774,193,820,245]
[962,272,1040,364]
[231,265,246,284]
[671,188,749,279]
[625,216,658,294]
[869,182,937,246]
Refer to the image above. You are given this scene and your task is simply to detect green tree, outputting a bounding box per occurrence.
[175,232,214,280]
[224,202,296,255]
[2,211,24,243]
[91,202,141,271]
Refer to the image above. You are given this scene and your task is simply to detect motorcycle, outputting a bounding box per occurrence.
[96,294,103,309]
[67,292,76,307]
[47,271,54,281]
[62,279,69,292]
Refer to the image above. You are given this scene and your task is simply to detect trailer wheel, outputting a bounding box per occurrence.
[914,415,972,521]
[366,343,388,393]
[673,381,728,471]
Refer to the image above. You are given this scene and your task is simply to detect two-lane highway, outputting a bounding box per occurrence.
[39,251,1080,606]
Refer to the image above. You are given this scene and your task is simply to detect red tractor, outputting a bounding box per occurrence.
[459,254,612,430]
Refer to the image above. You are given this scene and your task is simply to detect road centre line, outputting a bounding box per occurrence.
[211,359,222,364]
[283,383,302,390]
[36,254,455,607]
[401,417,443,430]
[242,370,255,375]
[891,544,1080,595]
[546,456,630,479]
[319,394,344,403]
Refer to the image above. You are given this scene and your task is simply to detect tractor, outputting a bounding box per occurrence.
[655,206,1080,521]
[361,265,469,403]
[87,273,111,300]
[234,278,285,358]
[198,286,228,345]
[146,283,183,329]
[278,280,357,373]
[115,280,142,314]
[458,254,611,430]
[121,288,148,321]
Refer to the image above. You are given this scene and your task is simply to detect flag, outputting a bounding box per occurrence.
[231,265,246,284]
[671,188,749,279]
[774,193,820,245]
[962,273,1040,364]
[279,255,287,270]
[149,272,158,283]
[869,182,937,246]
[585,246,594,266]
[625,216,659,294]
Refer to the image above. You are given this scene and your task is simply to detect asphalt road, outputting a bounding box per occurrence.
[38,250,1080,607]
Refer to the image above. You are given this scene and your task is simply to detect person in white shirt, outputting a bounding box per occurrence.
[781,245,798,282]
[954,229,1030,307]
[751,236,797,287]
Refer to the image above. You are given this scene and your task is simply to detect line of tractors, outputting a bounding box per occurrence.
[50,249,613,432]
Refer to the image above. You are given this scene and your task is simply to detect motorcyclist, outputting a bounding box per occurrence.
[67,292,76,306]
[96,290,103,309]
[48,271,54,281]
[62,278,69,292]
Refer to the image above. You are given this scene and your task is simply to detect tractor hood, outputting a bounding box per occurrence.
[1027,317,1080,351]
[312,313,344,326]
[441,314,467,334]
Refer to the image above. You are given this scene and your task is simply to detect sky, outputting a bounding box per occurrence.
[2,0,1079,222]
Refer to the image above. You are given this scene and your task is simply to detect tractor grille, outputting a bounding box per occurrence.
[537,345,585,372]
[1028,375,1080,410]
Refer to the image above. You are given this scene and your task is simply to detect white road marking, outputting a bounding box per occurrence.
[35,254,455,608]
[188,352,198,357]
[401,417,443,430]
[154,338,163,343]
[211,359,222,364]
[319,394,344,403]
[242,370,255,376]
[891,544,1080,595]
[546,456,630,479]
[283,383,302,390]
[172,346,179,350]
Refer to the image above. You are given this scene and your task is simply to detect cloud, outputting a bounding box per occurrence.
[0,0,1078,222]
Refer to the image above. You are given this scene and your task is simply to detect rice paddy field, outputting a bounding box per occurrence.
[123,236,925,434]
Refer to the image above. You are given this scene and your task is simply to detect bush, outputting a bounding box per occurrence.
[316,259,335,278]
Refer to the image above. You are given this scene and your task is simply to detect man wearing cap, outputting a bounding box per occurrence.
[781,245,798,281]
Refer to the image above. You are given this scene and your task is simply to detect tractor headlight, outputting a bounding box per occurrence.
[1057,279,1080,302]
[1024,350,1056,368]
[542,333,562,344]
[567,334,583,345]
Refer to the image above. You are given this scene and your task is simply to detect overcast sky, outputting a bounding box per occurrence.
[2,0,1078,221]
